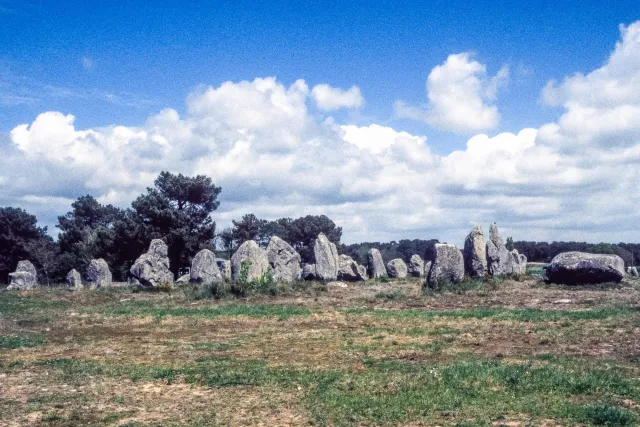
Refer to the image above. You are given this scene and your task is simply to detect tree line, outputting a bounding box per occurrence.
[512,240,640,266]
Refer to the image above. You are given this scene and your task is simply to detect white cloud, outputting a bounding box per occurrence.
[4,21,640,245]
[311,84,364,111]
[395,53,508,133]
[82,57,95,71]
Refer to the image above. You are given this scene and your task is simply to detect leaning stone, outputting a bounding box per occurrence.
[546,252,625,285]
[130,239,174,287]
[338,255,367,282]
[367,248,387,279]
[7,260,38,290]
[464,225,487,277]
[314,233,339,280]
[266,236,301,283]
[408,254,425,277]
[87,259,112,289]
[231,240,269,282]
[387,258,408,278]
[190,249,222,284]
[66,269,83,289]
[425,244,464,289]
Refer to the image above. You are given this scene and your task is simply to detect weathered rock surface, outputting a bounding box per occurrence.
[338,254,367,281]
[190,249,222,284]
[486,223,512,276]
[367,248,387,279]
[7,260,37,290]
[387,258,408,278]
[231,240,269,281]
[509,250,527,275]
[266,236,301,283]
[176,274,190,285]
[215,259,231,280]
[87,259,112,289]
[464,225,487,277]
[314,233,339,280]
[425,244,464,288]
[408,254,425,277]
[357,264,368,280]
[546,252,626,285]
[424,260,432,277]
[301,263,316,280]
[66,269,83,288]
[628,267,639,277]
[130,239,174,287]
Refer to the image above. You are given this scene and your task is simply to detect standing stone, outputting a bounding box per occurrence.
[338,254,367,282]
[357,264,368,280]
[7,260,38,290]
[301,263,316,280]
[464,225,487,278]
[231,240,269,281]
[367,248,387,279]
[509,250,527,275]
[424,261,432,277]
[628,267,639,277]
[130,239,174,287]
[314,233,339,280]
[486,223,512,276]
[546,252,626,285]
[266,236,301,283]
[190,249,222,283]
[387,258,408,278]
[86,259,112,289]
[216,259,231,280]
[408,254,425,277]
[66,269,83,289]
[425,244,464,289]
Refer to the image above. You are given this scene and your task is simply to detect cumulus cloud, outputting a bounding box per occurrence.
[311,84,364,111]
[395,53,508,133]
[3,22,640,244]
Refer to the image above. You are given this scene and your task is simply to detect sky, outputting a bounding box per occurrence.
[1,0,640,246]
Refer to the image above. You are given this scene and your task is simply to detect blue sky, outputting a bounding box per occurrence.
[1,0,640,244]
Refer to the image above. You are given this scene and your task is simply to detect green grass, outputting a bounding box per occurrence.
[93,301,312,319]
[24,356,639,426]
[0,292,69,316]
[344,306,640,322]
[0,333,45,349]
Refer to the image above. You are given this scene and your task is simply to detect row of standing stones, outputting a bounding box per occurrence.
[5,224,636,291]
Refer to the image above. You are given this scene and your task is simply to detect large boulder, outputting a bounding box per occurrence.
[546,252,626,285]
[338,254,367,282]
[190,249,222,284]
[301,263,316,280]
[387,258,408,279]
[464,225,487,277]
[7,260,37,290]
[216,258,231,280]
[313,233,339,280]
[231,240,269,282]
[130,239,174,287]
[425,244,464,289]
[367,248,387,279]
[87,259,112,289]
[408,254,425,277]
[486,223,512,276]
[266,236,301,282]
[66,269,83,289]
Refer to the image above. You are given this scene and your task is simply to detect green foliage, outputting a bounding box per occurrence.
[0,207,54,284]
[373,289,404,300]
[0,333,44,349]
[577,404,636,426]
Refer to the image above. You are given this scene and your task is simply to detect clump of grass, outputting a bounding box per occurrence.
[576,403,636,426]
[0,333,44,349]
[373,289,404,300]
[423,276,504,295]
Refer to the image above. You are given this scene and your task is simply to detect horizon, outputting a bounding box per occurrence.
[2,1,640,246]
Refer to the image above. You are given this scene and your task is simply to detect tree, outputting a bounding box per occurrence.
[506,237,515,251]
[218,227,235,258]
[285,215,342,262]
[129,171,222,274]
[231,214,267,247]
[0,207,53,284]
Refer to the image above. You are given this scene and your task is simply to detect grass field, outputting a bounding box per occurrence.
[1,275,640,426]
